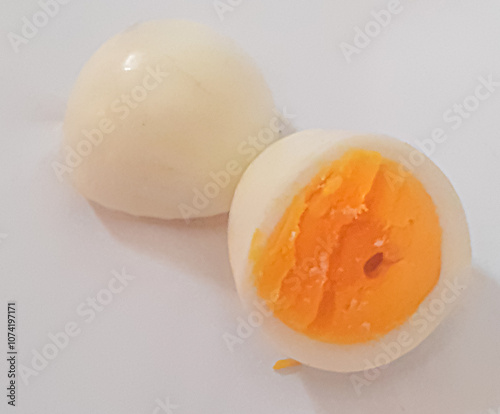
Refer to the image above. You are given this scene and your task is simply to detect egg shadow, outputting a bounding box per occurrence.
[92,203,235,292]
[298,267,500,414]
[279,112,298,138]
[89,112,297,291]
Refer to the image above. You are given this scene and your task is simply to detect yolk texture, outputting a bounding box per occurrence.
[251,149,442,344]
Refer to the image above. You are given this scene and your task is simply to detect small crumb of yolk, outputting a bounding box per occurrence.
[273,359,302,370]
[250,149,442,344]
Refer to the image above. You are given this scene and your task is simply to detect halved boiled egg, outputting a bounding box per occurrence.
[62,20,275,220]
[228,130,471,372]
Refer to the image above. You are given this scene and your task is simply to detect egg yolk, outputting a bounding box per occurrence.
[251,149,442,344]
[273,359,301,370]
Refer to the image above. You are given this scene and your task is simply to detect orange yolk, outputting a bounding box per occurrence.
[250,149,442,344]
[273,359,301,370]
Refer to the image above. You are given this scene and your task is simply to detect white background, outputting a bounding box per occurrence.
[1,1,500,413]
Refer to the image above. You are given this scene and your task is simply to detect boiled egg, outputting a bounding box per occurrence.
[228,130,472,372]
[62,20,275,220]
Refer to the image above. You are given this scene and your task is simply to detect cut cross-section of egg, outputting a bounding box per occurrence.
[62,19,276,220]
[228,130,472,372]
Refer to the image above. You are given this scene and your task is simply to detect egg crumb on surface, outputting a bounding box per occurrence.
[273,359,302,370]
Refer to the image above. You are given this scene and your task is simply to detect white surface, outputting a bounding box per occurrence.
[1,1,500,413]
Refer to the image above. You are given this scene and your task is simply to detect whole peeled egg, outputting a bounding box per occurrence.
[228,130,472,372]
[61,20,276,220]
